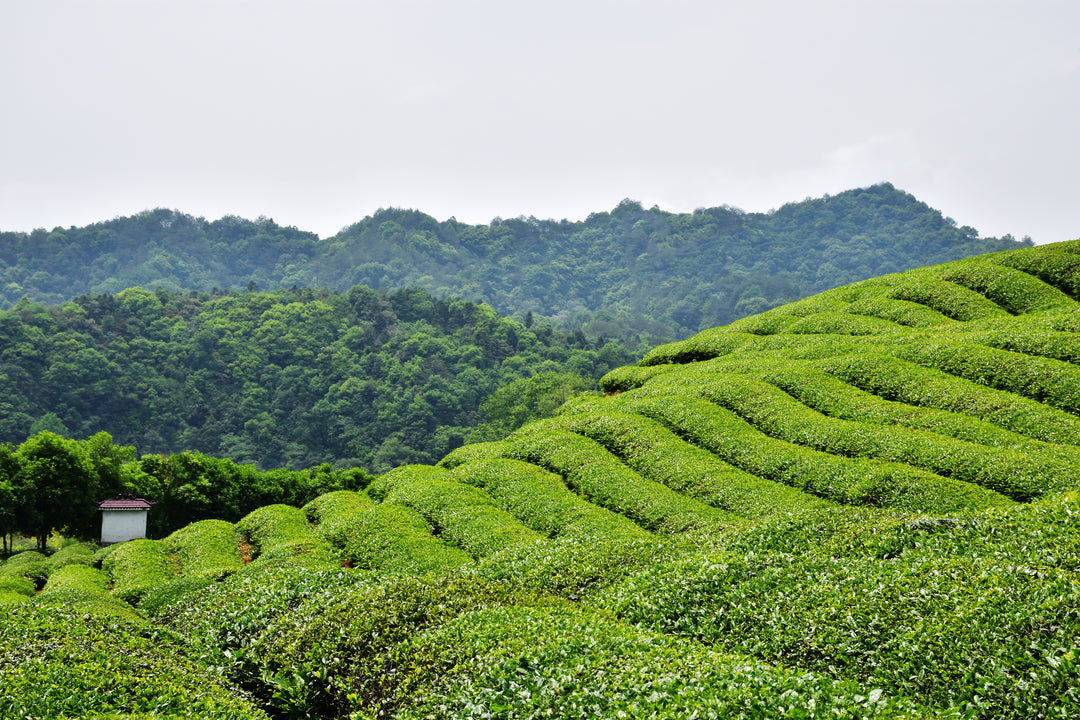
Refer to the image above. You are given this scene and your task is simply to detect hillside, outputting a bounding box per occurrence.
[0,184,1030,342]
[0,285,632,471]
[3,239,1079,718]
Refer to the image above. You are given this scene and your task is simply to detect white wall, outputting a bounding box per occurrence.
[101,510,149,545]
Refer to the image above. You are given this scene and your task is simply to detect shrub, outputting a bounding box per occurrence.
[369,465,545,558]
[600,492,1080,719]
[446,457,651,540]
[940,260,1074,313]
[314,502,472,575]
[885,273,1010,321]
[552,401,832,519]
[818,353,1080,446]
[234,503,338,564]
[301,489,373,525]
[658,364,1070,500]
[610,391,1010,514]
[0,603,269,719]
[164,518,243,577]
[44,541,97,571]
[100,538,176,604]
[505,423,739,534]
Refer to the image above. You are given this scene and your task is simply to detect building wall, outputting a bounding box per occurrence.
[101,510,149,545]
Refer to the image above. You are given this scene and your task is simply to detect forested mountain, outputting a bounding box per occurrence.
[0,286,632,471]
[0,183,1030,342]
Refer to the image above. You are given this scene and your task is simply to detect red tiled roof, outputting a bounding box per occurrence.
[96,495,155,510]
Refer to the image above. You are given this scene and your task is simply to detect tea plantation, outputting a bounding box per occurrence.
[3,240,1080,718]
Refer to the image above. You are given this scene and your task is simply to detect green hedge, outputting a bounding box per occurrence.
[100,538,176,604]
[658,365,1067,501]
[732,356,1080,463]
[893,338,1080,415]
[44,541,98,572]
[609,391,1011,514]
[39,563,111,598]
[369,465,546,559]
[819,353,1080,446]
[0,550,48,592]
[786,310,907,336]
[995,244,1080,298]
[885,273,1011,321]
[845,296,953,328]
[940,260,1075,313]
[550,401,830,519]
[601,491,1080,719]
[234,503,338,565]
[226,572,932,719]
[312,501,472,575]
[445,457,651,541]
[301,489,374,524]
[0,603,270,719]
[504,422,740,535]
[164,519,243,577]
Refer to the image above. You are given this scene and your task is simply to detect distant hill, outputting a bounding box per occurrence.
[4,238,1078,719]
[0,183,1031,344]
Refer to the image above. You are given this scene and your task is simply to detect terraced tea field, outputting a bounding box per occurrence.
[3,240,1080,718]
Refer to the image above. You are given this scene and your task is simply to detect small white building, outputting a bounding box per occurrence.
[96,495,155,545]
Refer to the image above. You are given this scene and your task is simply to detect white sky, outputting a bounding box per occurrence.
[2,0,1078,243]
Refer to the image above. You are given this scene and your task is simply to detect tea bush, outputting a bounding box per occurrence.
[100,538,176,603]
[996,244,1080,297]
[551,402,829,519]
[164,518,243,577]
[0,603,268,719]
[818,353,1080,445]
[314,501,473,575]
[940,259,1075,313]
[234,503,337,564]
[844,296,952,328]
[664,365,1068,500]
[369,465,545,558]
[601,492,1080,719]
[446,457,651,541]
[611,391,1010,514]
[505,423,740,534]
[884,273,1010,320]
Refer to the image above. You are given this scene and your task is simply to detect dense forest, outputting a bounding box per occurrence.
[0,183,1030,343]
[0,286,632,471]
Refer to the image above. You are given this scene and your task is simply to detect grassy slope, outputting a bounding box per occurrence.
[3,240,1080,719]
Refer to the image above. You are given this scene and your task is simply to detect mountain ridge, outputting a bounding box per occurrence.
[0,183,1032,343]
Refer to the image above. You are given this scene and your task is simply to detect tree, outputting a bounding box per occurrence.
[469,372,595,443]
[0,444,20,554]
[13,432,95,550]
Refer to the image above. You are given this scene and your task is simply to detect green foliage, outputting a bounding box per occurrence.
[0,286,633,473]
[600,493,1080,718]
[369,465,546,558]
[0,185,1030,344]
[313,500,473,575]
[503,422,742,534]
[5,229,1080,719]
[234,503,338,564]
[164,518,243,577]
[446,457,652,541]
[469,371,596,442]
[12,431,101,548]
[0,603,268,719]
[553,402,832,519]
[100,537,176,603]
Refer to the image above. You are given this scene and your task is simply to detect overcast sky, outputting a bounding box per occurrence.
[2,1,1077,243]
